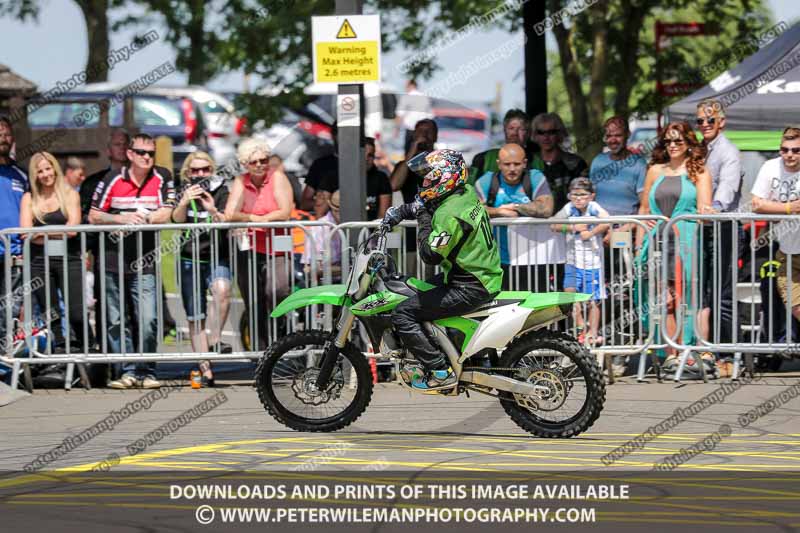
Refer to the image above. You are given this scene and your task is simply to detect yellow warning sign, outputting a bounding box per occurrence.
[312,15,381,84]
[336,19,357,39]
[315,41,379,82]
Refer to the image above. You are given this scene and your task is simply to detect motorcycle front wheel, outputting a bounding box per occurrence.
[498,330,605,438]
[254,330,373,432]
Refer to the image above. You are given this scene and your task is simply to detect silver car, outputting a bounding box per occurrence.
[142,86,243,168]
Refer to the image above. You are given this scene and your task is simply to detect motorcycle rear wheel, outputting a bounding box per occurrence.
[498,330,605,438]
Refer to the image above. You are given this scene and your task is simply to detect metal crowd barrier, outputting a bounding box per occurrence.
[2,213,797,391]
[494,216,667,383]
[661,213,800,381]
[332,216,665,382]
[0,220,336,390]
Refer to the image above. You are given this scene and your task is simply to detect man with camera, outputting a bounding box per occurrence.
[390,118,438,205]
[389,118,438,277]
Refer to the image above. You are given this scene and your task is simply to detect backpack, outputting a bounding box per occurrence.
[486,171,533,207]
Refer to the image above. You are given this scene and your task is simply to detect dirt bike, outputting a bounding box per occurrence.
[254,226,605,437]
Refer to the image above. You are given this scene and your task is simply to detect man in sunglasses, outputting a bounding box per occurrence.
[695,99,743,350]
[469,109,531,178]
[89,133,176,389]
[752,126,800,329]
[528,112,588,210]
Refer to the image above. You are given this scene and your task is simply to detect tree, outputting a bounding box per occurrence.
[113,0,223,85]
[0,0,112,83]
[545,0,772,158]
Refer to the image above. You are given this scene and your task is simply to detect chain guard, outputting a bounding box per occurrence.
[291,368,344,406]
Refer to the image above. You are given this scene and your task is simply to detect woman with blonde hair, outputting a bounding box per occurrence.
[172,151,232,385]
[224,137,293,350]
[20,151,84,353]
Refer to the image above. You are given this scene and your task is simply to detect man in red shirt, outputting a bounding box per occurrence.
[89,133,175,389]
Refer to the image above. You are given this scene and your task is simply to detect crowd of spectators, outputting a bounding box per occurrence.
[0,90,798,388]
[469,101,799,377]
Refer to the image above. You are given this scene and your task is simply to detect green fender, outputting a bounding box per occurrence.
[270,284,348,318]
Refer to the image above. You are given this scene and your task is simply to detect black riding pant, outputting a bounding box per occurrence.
[391,277,494,371]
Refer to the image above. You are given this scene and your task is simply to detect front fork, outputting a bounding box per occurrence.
[314,307,357,389]
[315,273,370,389]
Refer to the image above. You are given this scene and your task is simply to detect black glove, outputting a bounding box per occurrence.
[381,197,425,228]
[381,205,407,229]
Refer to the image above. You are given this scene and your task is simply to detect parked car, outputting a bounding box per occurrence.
[432,103,491,165]
[141,86,244,168]
[22,89,208,177]
[303,82,404,160]
[24,88,210,178]
[628,117,658,154]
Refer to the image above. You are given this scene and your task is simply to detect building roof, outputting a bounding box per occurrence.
[0,64,37,94]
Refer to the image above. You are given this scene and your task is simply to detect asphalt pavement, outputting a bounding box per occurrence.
[2,373,799,473]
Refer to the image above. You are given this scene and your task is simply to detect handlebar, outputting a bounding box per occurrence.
[359,224,390,254]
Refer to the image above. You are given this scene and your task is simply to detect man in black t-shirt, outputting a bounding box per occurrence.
[389,119,438,205]
[81,129,130,224]
[388,119,438,260]
[529,113,588,210]
[300,124,338,211]
[315,137,392,220]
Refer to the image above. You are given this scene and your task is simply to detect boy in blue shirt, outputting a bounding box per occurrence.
[552,178,610,346]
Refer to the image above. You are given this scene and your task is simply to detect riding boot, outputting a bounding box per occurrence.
[396,327,448,371]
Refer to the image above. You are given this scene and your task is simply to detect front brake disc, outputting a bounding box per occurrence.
[292,368,344,406]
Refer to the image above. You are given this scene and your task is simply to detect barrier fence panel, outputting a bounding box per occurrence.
[662,213,800,381]
[0,220,336,390]
[335,216,666,380]
[4,212,799,390]
[497,216,667,382]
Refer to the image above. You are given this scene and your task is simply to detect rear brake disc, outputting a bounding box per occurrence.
[514,368,568,412]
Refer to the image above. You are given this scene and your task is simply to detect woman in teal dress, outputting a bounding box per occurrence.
[635,122,712,358]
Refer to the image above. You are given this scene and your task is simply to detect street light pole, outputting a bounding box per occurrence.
[523,1,547,119]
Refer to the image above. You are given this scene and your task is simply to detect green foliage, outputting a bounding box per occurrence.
[0,0,779,134]
[563,0,773,121]
[0,0,40,21]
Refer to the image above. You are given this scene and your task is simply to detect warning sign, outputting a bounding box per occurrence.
[312,15,381,84]
[336,19,357,39]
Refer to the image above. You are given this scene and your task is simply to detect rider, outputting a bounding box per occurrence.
[381,149,503,390]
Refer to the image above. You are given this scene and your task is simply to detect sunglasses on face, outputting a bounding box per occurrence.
[696,117,717,126]
[664,139,686,146]
[780,146,800,155]
[536,129,559,136]
[190,166,212,174]
[131,148,156,157]
[248,158,269,166]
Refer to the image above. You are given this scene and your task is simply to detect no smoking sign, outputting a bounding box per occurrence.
[337,94,360,127]
[341,96,356,111]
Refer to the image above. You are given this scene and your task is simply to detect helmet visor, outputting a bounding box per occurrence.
[406,151,433,182]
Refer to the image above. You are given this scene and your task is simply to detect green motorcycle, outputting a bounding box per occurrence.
[255,226,605,437]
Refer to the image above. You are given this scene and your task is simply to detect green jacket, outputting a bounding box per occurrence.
[417,184,503,294]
